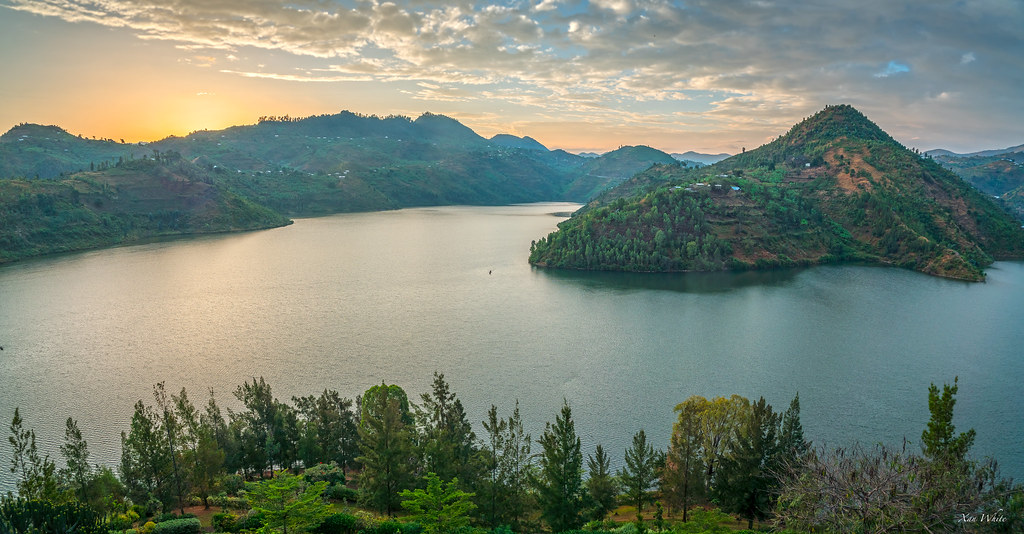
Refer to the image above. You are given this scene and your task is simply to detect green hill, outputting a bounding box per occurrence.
[561,145,679,201]
[0,155,290,264]
[529,105,1024,281]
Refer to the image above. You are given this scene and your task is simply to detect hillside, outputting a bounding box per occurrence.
[561,145,679,201]
[0,155,290,264]
[530,105,1024,281]
[931,152,1024,221]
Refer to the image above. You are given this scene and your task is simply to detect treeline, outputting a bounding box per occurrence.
[5,376,1022,533]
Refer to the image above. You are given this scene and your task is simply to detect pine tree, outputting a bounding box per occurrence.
[60,417,92,501]
[357,383,415,517]
[713,397,779,530]
[533,400,584,532]
[619,429,660,519]
[586,444,617,521]
[921,376,975,462]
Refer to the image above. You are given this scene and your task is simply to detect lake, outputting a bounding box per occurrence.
[1,203,1022,492]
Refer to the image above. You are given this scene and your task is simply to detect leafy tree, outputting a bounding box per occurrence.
[246,472,330,534]
[399,472,476,534]
[357,383,416,517]
[713,396,779,529]
[662,397,705,521]
[619,430,660,519]
[0,496,109,534]
[532,400,584,532]
[585,444,617,521]
[696,395,749,491]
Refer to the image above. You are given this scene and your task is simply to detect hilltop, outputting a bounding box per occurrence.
[529,105,1024,281]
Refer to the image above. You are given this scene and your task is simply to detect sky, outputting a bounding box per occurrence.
[0,0,1021,154]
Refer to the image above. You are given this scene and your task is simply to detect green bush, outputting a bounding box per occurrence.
[327,483,358,502]
[150,517,201,534]
[304,462,346,486]
[313,512,362,534]
[212,512,238,533]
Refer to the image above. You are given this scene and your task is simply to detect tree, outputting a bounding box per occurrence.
[292,389,358,472]
[481,400,532,530]
[120,399,172,509]
[230,377,280,477]
[697,395,749,491]
[619,430,660,520]
[416,373,479,486]
[60,417,92,502]
[399,472,476,534]
[585,444,617,521]
[921,376,975,462]
[357,383,416,517]
[7,408,61,502]
[713,397,779,529]
[776,392,808,466]
[246,472,330,534]
[533,400,584,532]
[153,382,186,514]
[662,397,705,521]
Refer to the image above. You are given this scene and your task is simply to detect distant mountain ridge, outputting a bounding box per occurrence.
[0,111,688,263]
[671,151,731,165]
[925,144,1024,158]
[529,105,1024,281]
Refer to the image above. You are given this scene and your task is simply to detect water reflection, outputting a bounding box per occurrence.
[534,265,803,293]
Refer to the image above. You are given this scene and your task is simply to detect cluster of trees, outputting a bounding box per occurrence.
[6,375,1022,533]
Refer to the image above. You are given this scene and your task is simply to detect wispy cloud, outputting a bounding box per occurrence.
[3,0,1023,151]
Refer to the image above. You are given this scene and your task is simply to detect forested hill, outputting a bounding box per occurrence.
[529,105,1024,281]
[0,155,290,264]
[0,112,686,211]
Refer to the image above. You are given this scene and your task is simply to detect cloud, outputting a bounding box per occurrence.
[875,61,911,78]
[4,0,1023,150]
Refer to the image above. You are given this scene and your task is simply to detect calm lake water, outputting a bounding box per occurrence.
[1,202,1023,492]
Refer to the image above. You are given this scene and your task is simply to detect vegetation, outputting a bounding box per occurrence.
[530,105,1024,281]
[0,155,290,265]
[0,112,683,265]
[5,372,1022,534]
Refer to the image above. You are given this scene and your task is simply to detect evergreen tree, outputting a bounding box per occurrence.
[59,417,91,502]
[662,397,705,521]
[533,400,584,532]
[585,444,617,521]
[777,392,808,464]
[357,383,415,517]
[921,376,975,462]
[713,397,779,530]
[246,472,330,534]
[7,408,61,502]
[120,400,172,508]
[399,472,477,534]
[416,373,479,487]
[619,429,660,520]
